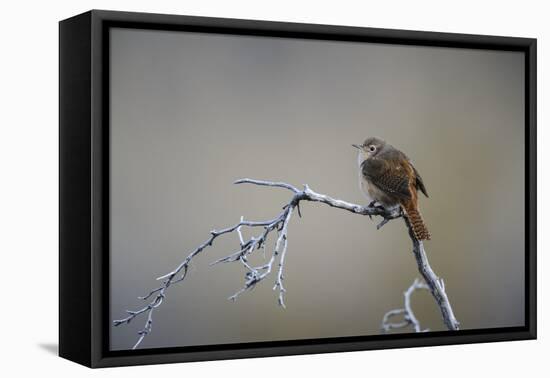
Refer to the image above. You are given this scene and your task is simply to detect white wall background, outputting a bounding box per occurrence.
[0,0,546,376]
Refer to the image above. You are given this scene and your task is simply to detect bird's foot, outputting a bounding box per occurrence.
[370,200,387,209]
[366,201,388,220]
[367,200,378,208]
[367,200,386,212]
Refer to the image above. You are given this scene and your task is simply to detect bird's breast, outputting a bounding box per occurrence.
[359,174,399,207]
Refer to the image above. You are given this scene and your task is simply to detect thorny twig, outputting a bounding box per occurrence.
[113,178,457,349]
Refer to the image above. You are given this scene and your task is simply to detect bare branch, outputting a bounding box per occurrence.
[404,218,460,331]
[381,278,430,333]
[113,178,457,349]
[234,178,300,193]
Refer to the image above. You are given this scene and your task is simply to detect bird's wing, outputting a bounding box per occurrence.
[411,163,429,197]
[361,158,412,200]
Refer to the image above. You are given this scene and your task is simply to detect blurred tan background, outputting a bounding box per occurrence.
[109,28,525,350]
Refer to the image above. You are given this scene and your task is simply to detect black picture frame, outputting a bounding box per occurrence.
[59,9,537,368]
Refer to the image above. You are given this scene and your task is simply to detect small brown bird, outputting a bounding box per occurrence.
[353,137,431,240]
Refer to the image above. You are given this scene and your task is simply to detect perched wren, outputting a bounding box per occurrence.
[353,137,431,240]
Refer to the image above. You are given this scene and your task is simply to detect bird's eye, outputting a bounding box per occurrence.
[369,145,376,152]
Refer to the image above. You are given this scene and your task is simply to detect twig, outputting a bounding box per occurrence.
[113,178,457,349]
[381,278,430,333]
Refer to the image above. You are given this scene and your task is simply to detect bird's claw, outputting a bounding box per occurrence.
[368,200,386,212]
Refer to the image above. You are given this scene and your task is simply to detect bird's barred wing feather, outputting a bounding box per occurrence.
[412,164,429,197]
[361,158,412,200]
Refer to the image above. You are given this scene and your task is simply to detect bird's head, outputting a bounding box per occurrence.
[352,137,386,161]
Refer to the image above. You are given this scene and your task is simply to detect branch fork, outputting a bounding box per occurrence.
[381,278,431,333]
[113,178,458,349]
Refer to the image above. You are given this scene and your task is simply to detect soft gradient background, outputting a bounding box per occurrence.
[109,28,525,351]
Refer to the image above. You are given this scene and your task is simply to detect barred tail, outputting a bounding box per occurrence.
[402,201,431,241]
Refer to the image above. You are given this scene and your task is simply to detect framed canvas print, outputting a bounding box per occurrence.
[59,10,536,368]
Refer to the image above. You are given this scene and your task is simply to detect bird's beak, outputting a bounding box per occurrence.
[352,144,361,150]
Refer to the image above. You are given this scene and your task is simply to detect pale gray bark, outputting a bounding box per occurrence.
[403,217,460,331]
[381,278,430,333]
[114,178,458,349]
